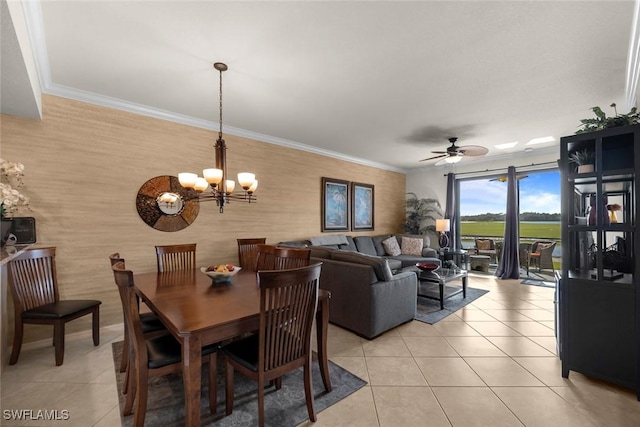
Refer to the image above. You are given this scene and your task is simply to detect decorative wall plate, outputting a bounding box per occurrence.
[136,175,199,232]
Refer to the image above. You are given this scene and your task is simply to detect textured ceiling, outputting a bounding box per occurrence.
[5,1,638,171]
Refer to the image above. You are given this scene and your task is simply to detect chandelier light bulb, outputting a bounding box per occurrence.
[178,173,198,188]
[225,180,236,194]
[248,180,258,193]
[194,177,209,192]
[237,172,256,189]
[203,168,223,185]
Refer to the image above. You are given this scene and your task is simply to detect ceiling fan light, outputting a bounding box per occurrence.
[445,156,462,164]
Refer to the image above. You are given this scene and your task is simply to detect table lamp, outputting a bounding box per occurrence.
[436,219,450,249]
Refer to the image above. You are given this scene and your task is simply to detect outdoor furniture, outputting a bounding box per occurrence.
[469,254,491,272]
[474,238,498,263]
[528,240,557,274]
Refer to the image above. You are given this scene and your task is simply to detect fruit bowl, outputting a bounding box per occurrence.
[200,266,242,285]
[416,262,440,272]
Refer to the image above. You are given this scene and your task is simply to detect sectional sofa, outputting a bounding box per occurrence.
[278,234,441,339]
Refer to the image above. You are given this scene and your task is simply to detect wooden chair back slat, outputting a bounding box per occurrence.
[273,247,311,270]
[155,243,196,272]
[256,244,277,271]
[257,264,321,372]
[8,247,58,312]
[237,238,267,272]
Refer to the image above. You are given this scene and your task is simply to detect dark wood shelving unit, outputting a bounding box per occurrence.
[559,124,639,400]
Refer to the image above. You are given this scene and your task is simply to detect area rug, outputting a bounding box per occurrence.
[414,287,489,324]
[521,278,556,288]
[111,341,366,427]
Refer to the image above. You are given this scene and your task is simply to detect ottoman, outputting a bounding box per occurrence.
[470,255,491,272]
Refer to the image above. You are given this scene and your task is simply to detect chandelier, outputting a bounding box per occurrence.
[178,62,258,213]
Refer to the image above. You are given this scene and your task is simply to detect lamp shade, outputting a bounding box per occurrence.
[436,219,450,232]
[445,156,462,164]
[178,173,198,188]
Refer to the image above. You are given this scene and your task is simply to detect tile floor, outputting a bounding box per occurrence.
[2,273,639,426]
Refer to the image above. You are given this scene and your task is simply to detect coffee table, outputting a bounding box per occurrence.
[417,268,467,309]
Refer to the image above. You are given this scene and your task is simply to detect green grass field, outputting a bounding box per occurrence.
[460,221,560,240]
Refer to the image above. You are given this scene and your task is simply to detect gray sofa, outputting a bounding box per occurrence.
[278,234,441,339]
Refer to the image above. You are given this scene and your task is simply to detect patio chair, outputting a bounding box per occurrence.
[527,240,557,274]
[475,238,497,263]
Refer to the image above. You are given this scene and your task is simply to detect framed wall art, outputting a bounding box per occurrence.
[351,182,374,230]
[321,177,350,232]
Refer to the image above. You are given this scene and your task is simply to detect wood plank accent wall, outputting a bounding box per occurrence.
[1,95,406,344]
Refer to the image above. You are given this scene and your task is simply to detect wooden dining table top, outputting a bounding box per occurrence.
[133,268,264,335]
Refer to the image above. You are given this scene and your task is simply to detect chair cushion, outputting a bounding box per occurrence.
[382,236,401,256]
[22,300,101,319]
[140,312,166,334]
[477,240,492,250]
[146,334,218,369]
[222,333,260,372]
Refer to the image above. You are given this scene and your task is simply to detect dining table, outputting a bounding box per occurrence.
[133,267,332,427]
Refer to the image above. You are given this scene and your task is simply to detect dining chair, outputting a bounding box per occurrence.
[223,263,322,426]
[111,261,219,425]
[108,253,166,391]
[273,247,311,270]
[155,243,196,272]
[255,244,277,271]
[237,238,267,272]
[7,247,101,366]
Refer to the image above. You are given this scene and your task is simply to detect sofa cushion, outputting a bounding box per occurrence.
[401,237,423,255]
[382,236,401,256]
[386,258,403,271]
[308,246,335,259]
[338,236,358,251]
[331,251,393,282]
[372,235,392,256]
[477,239,492,250]
[277,240,310,248]
[353,236,377,256]
[310,234,349,246]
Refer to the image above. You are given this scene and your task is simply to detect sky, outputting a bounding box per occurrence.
[460,169,561,216]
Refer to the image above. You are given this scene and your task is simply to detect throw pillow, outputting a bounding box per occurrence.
[382,236,401,256]
[401,237,423,256]
[477,240,491,250]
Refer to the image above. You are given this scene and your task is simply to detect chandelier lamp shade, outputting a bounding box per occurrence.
[178,62,258,213]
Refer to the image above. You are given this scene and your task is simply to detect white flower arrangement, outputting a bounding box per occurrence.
[0,159,29,217]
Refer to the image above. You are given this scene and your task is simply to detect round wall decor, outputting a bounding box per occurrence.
[136,175,199,232]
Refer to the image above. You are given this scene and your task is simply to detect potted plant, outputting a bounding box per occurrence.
[402,192,443,236]
[568,148,595,173]
[576,103,639,134]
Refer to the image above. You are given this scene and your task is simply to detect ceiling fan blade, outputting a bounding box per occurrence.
[430,150,447,154]
[458,145,488,157]
[419,154,446,162]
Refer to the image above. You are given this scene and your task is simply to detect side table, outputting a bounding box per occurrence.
[438,249,469,270]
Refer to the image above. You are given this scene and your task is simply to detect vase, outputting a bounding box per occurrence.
[578,164,595,174]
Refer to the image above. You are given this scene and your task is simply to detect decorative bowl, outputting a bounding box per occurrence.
[200,266,242,284]
[416,262,440,272]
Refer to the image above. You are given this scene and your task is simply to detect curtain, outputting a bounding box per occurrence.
[444,173,456,249]
[495,166,520,279]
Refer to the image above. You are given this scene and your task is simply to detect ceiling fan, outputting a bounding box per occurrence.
[419,137,489,163]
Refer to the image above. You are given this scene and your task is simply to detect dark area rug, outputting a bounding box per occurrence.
[415,287,489,324]
[111,341,366,427]
[521,278,556,288]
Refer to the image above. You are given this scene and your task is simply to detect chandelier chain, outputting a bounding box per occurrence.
[218,67,223,140]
